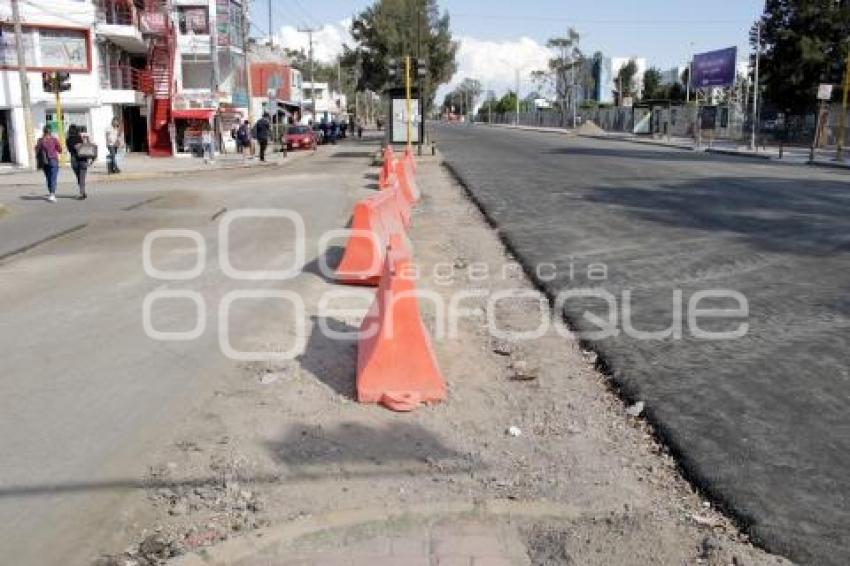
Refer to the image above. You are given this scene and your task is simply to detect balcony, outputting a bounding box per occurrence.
[100,64,151,104]
[95,0,148,54]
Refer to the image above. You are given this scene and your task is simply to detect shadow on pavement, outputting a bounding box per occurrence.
[296,316,359,400]
[581,176,850,256]
[265,421,474,480]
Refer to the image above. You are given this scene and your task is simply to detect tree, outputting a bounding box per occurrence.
[617,59,638,98]
[755,0,850,112]
[642,67,662,100]
[533,28,584,126]
[442,77,482,115]
[341,0,458,112]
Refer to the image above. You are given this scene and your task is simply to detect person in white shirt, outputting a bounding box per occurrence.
[105,117,122,174]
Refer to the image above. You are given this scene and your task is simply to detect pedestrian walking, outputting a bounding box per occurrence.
[254,113,271,162]
[237,120,252,159]
[105,117,122,174]
[66,125,96,200]
[201,123,214,164]
[356,117,363,138]
[35,125,62,202]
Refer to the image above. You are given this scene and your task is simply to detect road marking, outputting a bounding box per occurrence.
[122,196,164,211]
[0,223,88,263]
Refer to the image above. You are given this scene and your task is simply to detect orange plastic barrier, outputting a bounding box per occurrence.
[335,190,408,285]
[357,235,446,411]
[378,146,395,189]
[403,146,417,173]
[394,157,420,204]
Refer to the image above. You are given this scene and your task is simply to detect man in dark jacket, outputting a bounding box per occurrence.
[254,113,271,161]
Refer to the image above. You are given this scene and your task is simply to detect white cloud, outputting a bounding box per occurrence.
[274,19,352,63]
[441,36,553,102]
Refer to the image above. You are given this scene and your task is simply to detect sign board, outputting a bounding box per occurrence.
[817,84,834,101]
[391,98,421,144]
[691,47,737,88]
[0,25,89,72]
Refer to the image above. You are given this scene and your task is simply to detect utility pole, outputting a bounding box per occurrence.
[405,55,413,149]
[751,21,761,151]
[515,68,520,127]
[416,0,423,154]
[267,0,273,45]
[299,27,317,123]
[242,0,253,123]
[836,50,850,161]
[11,0,35,170]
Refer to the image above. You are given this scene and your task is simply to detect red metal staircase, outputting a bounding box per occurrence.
[141,0,175,156]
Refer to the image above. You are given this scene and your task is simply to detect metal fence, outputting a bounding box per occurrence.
[484,104,848,148]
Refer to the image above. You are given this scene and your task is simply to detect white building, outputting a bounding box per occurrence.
[0,0,121,167]
[302,81,347,124]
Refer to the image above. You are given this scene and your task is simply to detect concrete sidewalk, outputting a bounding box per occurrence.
[483,122,850,171]
[0,149,291,187]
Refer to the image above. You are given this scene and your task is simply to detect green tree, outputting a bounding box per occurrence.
[616,59,638,98]
[533,28,584,125]
[341,0,458,112]
[755,0,850,112]
[642,67,662,100]
[442,78,482,115]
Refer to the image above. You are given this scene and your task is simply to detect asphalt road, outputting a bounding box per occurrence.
[0,143,369,564]
[434,124,850,565]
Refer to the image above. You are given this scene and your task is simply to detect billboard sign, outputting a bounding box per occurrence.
[691,47,737,88]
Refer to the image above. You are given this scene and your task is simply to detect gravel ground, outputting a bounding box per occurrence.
[95,150,791,566]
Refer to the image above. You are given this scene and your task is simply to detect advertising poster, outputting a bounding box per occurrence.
[691,47,737,88]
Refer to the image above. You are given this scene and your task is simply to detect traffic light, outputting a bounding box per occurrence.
[386,57,427,84]
[40,72,71,93]
[57,72,71,92]
[42,72,56,93]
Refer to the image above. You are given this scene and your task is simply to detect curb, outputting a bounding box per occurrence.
[806,159,850,172]
[0,160,282,188]
[170,498,588,566]
[704,148,772,160]
[485,123,575,136]
[576,133,696,151]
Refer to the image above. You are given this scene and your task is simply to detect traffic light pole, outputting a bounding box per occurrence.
[836,51,850,162]
[11,0,35,170]
[54,81,67,165]
[405,55,412,150]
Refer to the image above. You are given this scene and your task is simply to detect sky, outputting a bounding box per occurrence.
[254,0,764,97]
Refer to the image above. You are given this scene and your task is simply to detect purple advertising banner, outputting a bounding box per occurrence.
[691,47,737,88]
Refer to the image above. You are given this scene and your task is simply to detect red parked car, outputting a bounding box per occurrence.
[284,125,317,151]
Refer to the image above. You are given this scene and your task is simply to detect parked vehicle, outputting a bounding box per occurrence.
[285,125,317,150]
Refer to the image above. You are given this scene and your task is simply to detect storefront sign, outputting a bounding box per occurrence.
[0,25,90,72]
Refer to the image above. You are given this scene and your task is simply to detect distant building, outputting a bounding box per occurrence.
[302,81,347,124]
[248,42,302,124]
[593,56,647,104]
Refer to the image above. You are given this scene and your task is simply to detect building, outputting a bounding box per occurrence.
[1,0,108,167]
[660,65,688,87]
[302,81,347,124]
[594,56,648,105]
[247,42,302,124]
[0,0,186,166]
[170,0,249,154]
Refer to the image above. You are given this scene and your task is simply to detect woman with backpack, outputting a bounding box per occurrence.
[67,124,95,200]
[35,125,62,202]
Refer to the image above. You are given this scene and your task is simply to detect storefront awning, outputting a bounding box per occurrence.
[172,109,215,120]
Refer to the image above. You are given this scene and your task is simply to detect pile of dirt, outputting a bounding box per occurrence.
[576,120,606,135]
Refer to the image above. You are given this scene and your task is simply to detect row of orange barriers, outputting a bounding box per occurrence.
[335,147,446,412]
